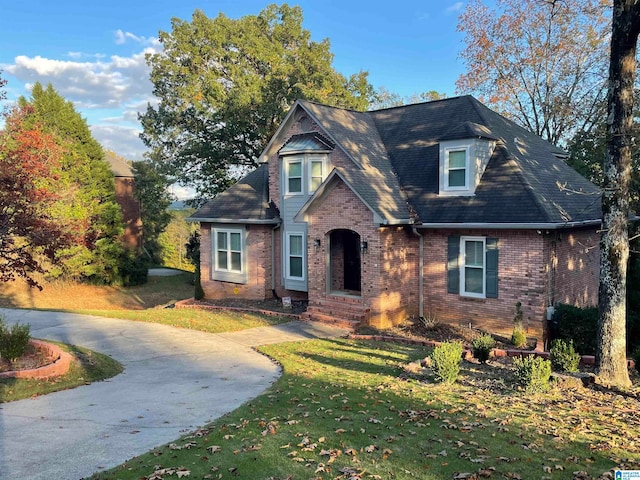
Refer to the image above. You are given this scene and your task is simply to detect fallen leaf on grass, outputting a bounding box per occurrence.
[207,445,221,454]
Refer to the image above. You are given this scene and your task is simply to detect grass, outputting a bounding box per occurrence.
[0,341,123,403]
[72,308,291,333]
[90,339,640,480]
[0,273,196,310]
[0,272,291,333]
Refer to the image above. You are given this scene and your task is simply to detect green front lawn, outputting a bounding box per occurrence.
[91,339,640,480]
[72,307,291,333]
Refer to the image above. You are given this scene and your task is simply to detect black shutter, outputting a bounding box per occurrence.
[447,236,460,294]
[486,238,499,298]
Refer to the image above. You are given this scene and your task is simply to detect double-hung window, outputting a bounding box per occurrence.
[309,159,324,192]
[212,227,246,283]
[447,236,498,299]
[461,237,485,297]
[287,233,304,280]
[446,149,468,189]
[286,160,303,194]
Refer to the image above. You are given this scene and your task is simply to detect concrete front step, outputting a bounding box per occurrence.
[305,304,369,322]
[301,311,361,330]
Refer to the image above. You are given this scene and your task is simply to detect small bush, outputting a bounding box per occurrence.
[0,319,31,362]
[553,303,598,355]
[430,341,463,383]
[511,327,527,348]
[633,347,640,374]
[549,339,580,373]
[513,355,552,393]
[119,253,149,287]
[472,334,496,363]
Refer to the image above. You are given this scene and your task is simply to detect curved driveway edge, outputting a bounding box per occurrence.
[0,308,347,480]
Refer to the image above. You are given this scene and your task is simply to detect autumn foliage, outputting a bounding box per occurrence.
[0,105,80,288]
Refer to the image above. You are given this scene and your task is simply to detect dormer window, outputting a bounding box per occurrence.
[439,138,496,196]
[446,148,468,189]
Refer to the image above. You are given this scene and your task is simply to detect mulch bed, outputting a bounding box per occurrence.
[0,343,51,373]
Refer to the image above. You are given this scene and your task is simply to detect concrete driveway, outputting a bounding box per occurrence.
[0,308,346,480]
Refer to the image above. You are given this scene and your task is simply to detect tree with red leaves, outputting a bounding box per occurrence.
[0,103,80,288]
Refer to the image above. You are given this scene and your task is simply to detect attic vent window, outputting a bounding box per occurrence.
[299,115,312,131]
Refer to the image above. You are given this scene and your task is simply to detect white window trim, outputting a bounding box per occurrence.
[285,232,306,280]
[460,236,486,298]
[212,227,247,283]
[444,147,470,191]
[285,158,303,195]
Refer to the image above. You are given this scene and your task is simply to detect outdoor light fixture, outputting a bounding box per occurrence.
[360,240,368,254]
[314,238,321,248]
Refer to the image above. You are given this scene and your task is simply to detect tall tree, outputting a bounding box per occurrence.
[132,160,173,263]
[0,105,79,288]
[597,0,639,388]
[140,4,374,199]
[20,83,125,284]
[457,0,611,146]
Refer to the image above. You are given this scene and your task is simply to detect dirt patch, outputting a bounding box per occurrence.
[193,297,309,315]
[357,320,536,350]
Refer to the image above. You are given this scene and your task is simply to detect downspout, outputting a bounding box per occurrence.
[412,227,424,319]
[271,223,281,299]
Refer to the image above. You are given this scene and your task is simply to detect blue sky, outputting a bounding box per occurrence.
[1,0,478,187]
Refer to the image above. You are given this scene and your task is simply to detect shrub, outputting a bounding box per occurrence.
[0,318,31,362]
[552,303,598,355]
[472,334,495,363]
[633,347,640,375]
[511,327,527,348]
[119,253,149,287]
[512,355,552,393]
[549,339,580,373]
[430,341,463,383]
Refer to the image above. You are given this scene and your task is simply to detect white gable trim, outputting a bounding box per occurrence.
[258,101,363,170]
[294,168,410,225]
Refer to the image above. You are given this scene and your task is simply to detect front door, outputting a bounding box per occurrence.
[329,229,361,294]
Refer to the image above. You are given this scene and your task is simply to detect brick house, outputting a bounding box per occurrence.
[105,152,142,249]
[189,96,601,341]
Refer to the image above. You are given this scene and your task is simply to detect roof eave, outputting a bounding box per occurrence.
[187,217,281,225]
[415,220,602,230]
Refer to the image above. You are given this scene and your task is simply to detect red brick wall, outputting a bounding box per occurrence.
[550,227,600,308]
[114,177,142,249]
[422,229,548,339]
[200,224,273,300]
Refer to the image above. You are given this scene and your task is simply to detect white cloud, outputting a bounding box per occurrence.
[5,49,157,109]
[114,30,160,47]
[445,2,464,14]
[91,124,146,160]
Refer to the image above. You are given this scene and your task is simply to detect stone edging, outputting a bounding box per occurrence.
[174,298,301,321]
[0,339,73,380]
[347,334,636,369]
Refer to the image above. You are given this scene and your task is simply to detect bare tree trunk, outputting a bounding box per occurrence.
[597,0,640,388]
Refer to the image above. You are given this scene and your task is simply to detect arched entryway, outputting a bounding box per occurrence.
[328,229,361,294]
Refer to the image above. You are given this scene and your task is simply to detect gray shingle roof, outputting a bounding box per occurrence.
[188,164,278,224]
[105,151,134,177]
[192,95,601,227]
[369,95,600,225]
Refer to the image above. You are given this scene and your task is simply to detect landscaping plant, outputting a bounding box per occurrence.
[472,334,495,363]
[0,317,31,362]
[513,355,552,393]
[511,327,527,348]
[430,341,463,383]
[549,339,580,373]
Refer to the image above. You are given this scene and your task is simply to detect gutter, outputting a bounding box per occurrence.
[187,217,280,225]
[411,227,424,319]
[414,220,602,230]
[271,223,280,298]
